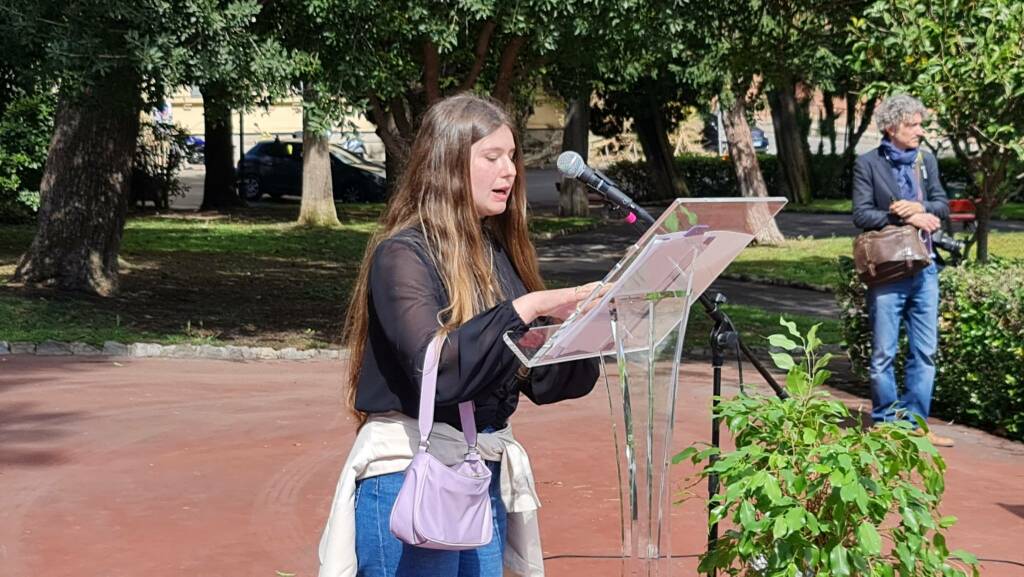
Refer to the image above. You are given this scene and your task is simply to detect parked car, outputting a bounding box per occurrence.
[702,120,770,153]
[237,138,387,202]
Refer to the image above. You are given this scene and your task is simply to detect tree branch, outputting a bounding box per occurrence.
[389,96,413,140]
[745,74,765,104]
[367,94,402,153]
[422,40,441,105]
[492,36,526,105]
[459,20,497,92]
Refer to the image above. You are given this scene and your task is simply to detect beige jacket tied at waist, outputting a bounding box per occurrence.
[317,412,545,577]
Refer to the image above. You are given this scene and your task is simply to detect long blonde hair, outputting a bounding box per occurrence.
[343,94,544,419]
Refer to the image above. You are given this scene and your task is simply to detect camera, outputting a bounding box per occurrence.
[932,230,966,255]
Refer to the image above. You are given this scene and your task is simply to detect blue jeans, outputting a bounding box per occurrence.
[354,460,507,577]
[866,263,939,424]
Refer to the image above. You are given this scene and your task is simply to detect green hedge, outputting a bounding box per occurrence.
[836,257,1024,440]
[603,153,1000,202]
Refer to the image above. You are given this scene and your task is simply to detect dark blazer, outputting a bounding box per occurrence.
[852,147,949,231]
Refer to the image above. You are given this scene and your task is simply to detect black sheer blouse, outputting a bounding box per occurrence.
[354,228,600,430]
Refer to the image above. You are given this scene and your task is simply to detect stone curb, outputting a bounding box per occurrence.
[0,340,349,362]
[717,272,835,294]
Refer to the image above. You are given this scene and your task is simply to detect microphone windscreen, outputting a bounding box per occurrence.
[556,151,585,178]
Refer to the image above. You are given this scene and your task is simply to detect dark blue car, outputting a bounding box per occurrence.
[238,138,387,202]
[702,120,770,153]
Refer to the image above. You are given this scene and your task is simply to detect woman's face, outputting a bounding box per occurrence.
[469,124,517,218]
[887,113,925,150]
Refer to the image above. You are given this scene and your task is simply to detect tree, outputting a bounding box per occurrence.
[259,0,348,227]
[544,0,693,213]
[852,0,1024,261]
[558,93,591,216]
[673,0,787,244]
[1,0,287,294]
[182,2,293,211]
[591,84,693,201]
[743,0,862,205]
[314,0,577,189]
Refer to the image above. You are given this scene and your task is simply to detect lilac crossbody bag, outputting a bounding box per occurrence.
[389,335,494,550]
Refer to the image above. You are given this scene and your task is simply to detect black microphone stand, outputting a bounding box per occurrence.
[600,200,788,577]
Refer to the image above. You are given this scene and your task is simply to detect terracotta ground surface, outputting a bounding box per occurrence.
[1,355,1022,577]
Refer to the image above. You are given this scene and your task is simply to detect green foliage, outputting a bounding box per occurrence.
[0,0,292,110]
[851,0,1024,259]
[0,92,53,223]
[836,258,1024,440]
[674,319,979,577]
[130,121,191,207]
[604,154,859,201]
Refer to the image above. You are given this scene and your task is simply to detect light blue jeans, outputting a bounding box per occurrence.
[866,263,940,424]
[354,460,507,577]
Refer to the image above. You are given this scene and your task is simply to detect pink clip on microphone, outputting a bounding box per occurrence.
[624,212,638,224]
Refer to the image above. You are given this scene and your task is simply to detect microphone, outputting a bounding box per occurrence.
[556,151,656,227]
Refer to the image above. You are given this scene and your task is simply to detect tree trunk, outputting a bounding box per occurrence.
[492,36,526,105]
[368,96,410,192]
[722,92,785,245]
[380,129,409,192]
[559,91,591,217]
[975,199,990,262]
[768,81,812,205]
[843,94,875,156]
[821,93,838,155]
[199,83,241,211]
[632,91,689,201]
[837,94,877,196]
[12,75,141,295]
[297,90,339,227]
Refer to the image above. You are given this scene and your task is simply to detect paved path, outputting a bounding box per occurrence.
[1,356,1021,577]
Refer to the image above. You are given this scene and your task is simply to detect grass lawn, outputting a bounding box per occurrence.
[725,231,1024,289]
[784,198,1024,220]
[0,205,600,348]
[999,203,1024,220]
[686,303,843,349]
[783,199,852,214]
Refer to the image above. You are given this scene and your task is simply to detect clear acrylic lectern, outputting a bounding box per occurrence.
[505,198,787,576]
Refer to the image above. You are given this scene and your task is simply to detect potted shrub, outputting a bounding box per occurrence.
[674,319,979,577]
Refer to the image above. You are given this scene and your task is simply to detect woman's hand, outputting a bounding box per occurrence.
[513,281,604,325]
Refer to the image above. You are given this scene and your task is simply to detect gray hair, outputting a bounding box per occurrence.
[874,94,928,134]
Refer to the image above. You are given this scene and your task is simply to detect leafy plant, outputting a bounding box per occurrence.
[0,92,54,222]
[130,121,190,209]
[674,318,979,577]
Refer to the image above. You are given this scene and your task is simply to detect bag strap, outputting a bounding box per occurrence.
[913,151,935,251]
[417,334,478,452]
[914,151,924,202]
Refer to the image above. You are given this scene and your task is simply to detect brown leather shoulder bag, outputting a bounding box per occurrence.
[853,225,930,286]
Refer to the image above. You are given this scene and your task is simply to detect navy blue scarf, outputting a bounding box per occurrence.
[879,138,920,200]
